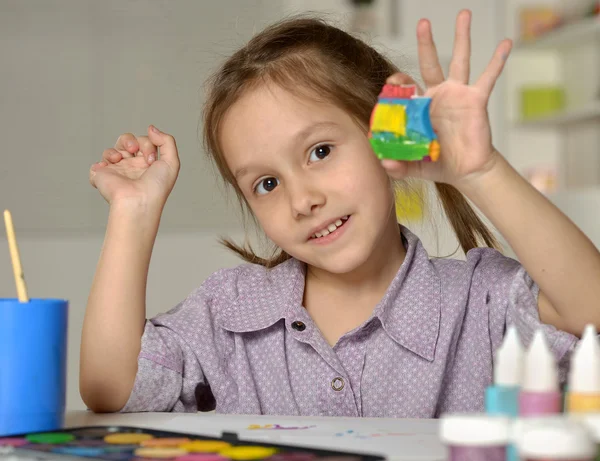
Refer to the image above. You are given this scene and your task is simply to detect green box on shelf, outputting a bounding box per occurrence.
[520,86,565,120]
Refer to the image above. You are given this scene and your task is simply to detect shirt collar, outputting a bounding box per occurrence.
[215,257,305,333]
[217,226,441,361]
[372,226,441,361]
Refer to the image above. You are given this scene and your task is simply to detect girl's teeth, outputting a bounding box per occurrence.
[312,216,350,239]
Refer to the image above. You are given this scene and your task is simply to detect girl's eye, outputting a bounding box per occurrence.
[255,177,279,195]
[309,144,332,162]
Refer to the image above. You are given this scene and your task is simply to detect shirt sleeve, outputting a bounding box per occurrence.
[468,248,578,386]
[119,288,214,413]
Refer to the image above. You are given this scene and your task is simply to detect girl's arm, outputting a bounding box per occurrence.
[80,127,180,412]
[80,201,162,412]
[460,153,600,336]
[380,10,600,336]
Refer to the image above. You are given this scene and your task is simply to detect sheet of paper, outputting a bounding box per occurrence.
[163,414,447,461]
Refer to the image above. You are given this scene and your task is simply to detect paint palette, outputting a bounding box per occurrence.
[0,426,385,461]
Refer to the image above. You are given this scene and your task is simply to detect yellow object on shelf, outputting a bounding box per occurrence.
[395,182,425,222]
[520,86,565,120]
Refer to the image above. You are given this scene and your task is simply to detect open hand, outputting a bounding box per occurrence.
[382,10,512,190]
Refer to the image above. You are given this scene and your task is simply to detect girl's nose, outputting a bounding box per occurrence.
[288,182,326,218]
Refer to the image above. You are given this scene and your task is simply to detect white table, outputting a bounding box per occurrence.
[65,411,446,461]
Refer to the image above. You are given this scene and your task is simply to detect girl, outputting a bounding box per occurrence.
[81,10,600,416]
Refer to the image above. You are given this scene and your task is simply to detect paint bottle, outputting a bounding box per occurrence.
[581,414,600,461]
[520,329,562,416]
[512,416,567,460]
[439,414,511,461]
[567,325,600,414]
[486,325,523,416]
[486,325,524,461]
[518,417,595,461]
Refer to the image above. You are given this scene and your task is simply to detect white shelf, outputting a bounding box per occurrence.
[515,102,600,127]
[514,16,600,51]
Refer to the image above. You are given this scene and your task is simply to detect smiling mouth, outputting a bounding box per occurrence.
[309,216,350,240]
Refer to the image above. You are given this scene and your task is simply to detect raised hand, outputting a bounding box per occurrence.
[382,10,512,190]
[89,125,180,207]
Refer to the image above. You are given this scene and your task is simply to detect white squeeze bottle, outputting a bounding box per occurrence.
[519,329,561,416]
[566,324,600,414]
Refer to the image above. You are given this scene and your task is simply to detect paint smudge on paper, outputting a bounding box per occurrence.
[247,424,317,430]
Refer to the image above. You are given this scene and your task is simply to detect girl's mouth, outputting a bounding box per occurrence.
[309,215,350,242]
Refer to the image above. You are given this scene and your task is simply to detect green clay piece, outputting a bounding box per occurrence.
[369,138,430,161]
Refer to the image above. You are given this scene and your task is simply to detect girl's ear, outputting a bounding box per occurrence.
[385,72,425,95]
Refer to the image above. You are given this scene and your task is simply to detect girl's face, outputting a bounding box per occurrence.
[221,83,398,274]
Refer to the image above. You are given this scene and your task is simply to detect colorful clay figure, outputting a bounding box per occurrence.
[368,84,440,162]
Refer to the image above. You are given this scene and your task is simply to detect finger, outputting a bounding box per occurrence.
[102,148,123,164]
[417,19,445,87]
[114,133,139,158]
[136,136,158,165]
[385,73,425,95]
[89,161,107,188]
[91,160,108,170]
[448,9,471,83]
[382,160,410,180]
[381,159,437,181]
[147,125,180,170]
[475,38,513,96]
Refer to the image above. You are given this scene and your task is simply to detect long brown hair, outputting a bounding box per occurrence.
[202,16,500,267]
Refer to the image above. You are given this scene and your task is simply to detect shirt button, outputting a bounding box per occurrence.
[331,377,345,391]
[291,321,306,331]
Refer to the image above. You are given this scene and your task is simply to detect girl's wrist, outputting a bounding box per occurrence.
[108,198,165,234]
[454,150,514,199]
[109,196,165,217]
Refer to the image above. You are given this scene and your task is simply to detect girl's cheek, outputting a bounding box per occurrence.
[338,165,370,192]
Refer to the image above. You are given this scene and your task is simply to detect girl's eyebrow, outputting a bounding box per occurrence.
[292,121,340,144]
[234,166,253,182]
[233,121,340,181]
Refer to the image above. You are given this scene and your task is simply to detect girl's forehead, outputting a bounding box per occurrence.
[222,84,351,146]
[228,83,338,122]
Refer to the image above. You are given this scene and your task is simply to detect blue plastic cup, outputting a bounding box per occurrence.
[0,298,69,436]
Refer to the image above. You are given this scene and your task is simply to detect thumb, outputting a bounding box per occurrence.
[385,72,425,95]
[147,125,180,170]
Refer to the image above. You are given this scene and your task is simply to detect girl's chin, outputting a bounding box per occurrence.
[302,250,372,275]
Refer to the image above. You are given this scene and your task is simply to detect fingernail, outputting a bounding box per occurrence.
[148,153,156,163]
[127,141,134,148]
[151,125,160,134]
